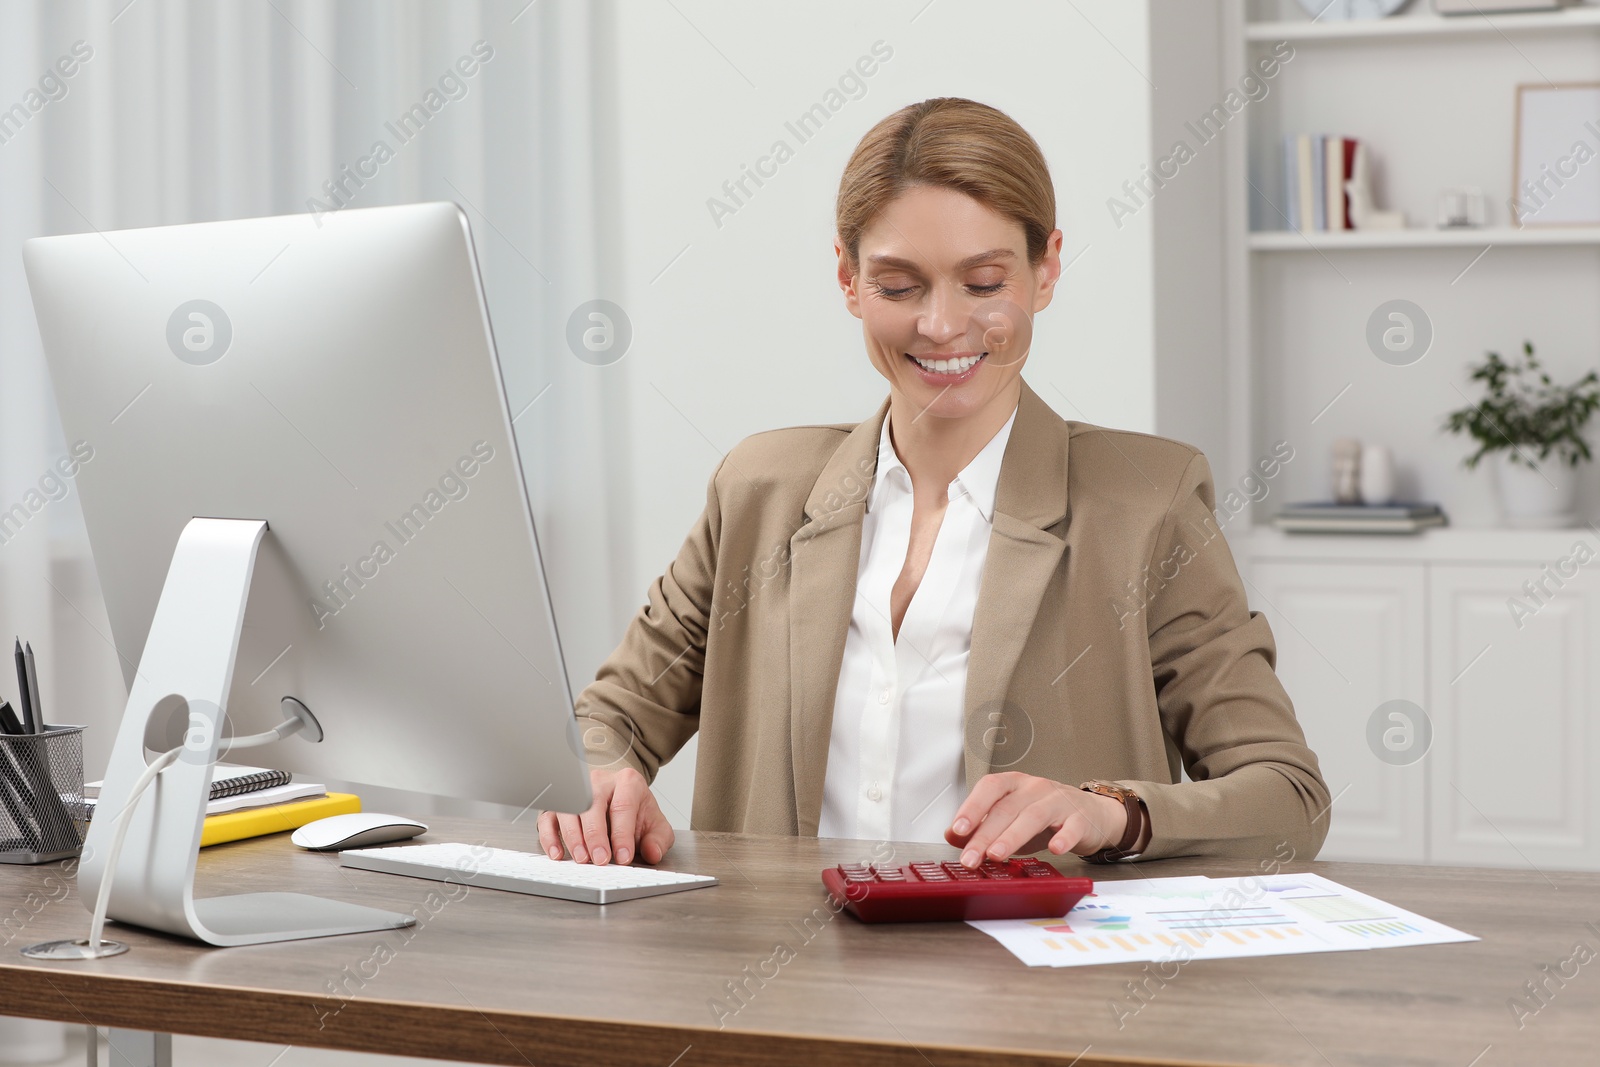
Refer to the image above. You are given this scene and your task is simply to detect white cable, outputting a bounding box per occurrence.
[208,705,311,753]
[86,745,183,950]
[82,703,309,950]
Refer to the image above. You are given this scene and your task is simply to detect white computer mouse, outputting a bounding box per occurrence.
[291,812,428,851]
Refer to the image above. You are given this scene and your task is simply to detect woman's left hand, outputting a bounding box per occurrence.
[945,772,1133,867]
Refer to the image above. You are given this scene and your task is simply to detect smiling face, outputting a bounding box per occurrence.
[838,184,1062,425]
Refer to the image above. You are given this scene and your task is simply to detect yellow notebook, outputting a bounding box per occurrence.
[200,792,361,847]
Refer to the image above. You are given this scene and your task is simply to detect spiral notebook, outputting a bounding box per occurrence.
[85,763,291,801]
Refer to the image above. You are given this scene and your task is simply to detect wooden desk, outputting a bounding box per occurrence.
[1,818,1595,1066]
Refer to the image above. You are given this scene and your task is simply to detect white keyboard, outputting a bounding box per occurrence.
[339,841,718,904]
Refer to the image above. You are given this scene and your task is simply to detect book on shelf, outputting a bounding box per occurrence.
[1311,135,1326,232]
[1296,134,1315,231]
[1283,134,1299,232]
[85,762,291,801]
[1283,134,1359,233]
[1273,501,1448,534]
[1326,137,1356,231]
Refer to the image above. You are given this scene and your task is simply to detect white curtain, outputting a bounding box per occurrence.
[0,0,630,780]
[1,1,627,1055]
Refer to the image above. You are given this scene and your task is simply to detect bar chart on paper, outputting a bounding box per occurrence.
[1339,920,1427,939]
[1028,918,1317,957]
[969,874,1477,968]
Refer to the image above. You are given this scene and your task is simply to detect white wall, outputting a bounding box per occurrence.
[0,0,623,820]
[595,0,1159,823]
[1150,0,1231,473]
[0,0,1167,833]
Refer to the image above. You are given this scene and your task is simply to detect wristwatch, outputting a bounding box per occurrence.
[1077,780,1147,863]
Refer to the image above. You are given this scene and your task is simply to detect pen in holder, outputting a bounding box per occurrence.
[0,725,86,864]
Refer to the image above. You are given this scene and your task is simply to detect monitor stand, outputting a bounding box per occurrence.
[71,517,415,948]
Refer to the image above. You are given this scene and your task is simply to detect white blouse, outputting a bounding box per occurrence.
[817,402,1019,843]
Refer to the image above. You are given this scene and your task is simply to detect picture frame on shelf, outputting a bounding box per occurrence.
[1512,82,1600,226]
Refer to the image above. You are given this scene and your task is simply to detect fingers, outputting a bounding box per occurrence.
[1052,793,1126,856]
[608,785,640,866]
[556,811,587,862]
[578,801,612,865]
[1049,810,1098,855]
[537,810,563,860]
[530,768,674,867]
[946,773,1022,848]
[611,768,673,864]
[952,775,1103,866]
[560,772,612,863]
[637,807,675,864]
[951,773,1037,865]
[963,797,1058,867]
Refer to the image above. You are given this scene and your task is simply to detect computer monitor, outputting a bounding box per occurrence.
[22,201,594,947]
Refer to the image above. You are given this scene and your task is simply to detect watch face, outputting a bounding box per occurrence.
[1296,0,1409,18]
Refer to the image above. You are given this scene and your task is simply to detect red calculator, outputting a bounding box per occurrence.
[822,857,1094,923]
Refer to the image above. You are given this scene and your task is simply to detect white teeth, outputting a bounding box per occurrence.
[912,354,982,374]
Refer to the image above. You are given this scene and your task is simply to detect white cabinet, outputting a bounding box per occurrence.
[1243,530,1600,871]
[1249,562,1427,863]
[1427,565,1600,872]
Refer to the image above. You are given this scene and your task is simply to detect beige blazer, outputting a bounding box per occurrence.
[574,380,1330,862]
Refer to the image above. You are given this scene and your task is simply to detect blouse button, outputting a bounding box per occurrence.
[878,689,891,705]
[866,785,882,802]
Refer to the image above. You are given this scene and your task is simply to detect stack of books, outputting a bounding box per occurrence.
[1282,134,1363,232]
[85,763,360,847]
[1273,502,1448,535]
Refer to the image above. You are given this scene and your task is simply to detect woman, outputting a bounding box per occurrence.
[537,97,1329,870]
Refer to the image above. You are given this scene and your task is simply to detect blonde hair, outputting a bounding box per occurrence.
[836,97,1056,272]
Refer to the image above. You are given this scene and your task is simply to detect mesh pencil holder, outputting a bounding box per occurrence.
[0,726,86,864]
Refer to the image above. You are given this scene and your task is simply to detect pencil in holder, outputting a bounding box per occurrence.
[0,726,86,864]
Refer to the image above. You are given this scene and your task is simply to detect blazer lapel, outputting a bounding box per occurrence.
[963,381,1071,785]
[789,397,888,835]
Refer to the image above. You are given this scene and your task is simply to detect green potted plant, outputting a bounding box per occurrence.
[1442,341,1600,528]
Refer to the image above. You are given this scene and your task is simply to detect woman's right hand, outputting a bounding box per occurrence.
[536,766,675,865]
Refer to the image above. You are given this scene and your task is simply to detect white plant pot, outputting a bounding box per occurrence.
[1491,451,1579,528]
[1359,444,1396,505]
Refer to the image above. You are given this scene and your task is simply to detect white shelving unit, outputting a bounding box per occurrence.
[1249,224,1600,250]
[1221,2,1600,871]
[1245,6,1600,41]
[1224,0,1600,529]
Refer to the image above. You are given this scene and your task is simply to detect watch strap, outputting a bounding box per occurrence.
[1078,781,1145,864]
